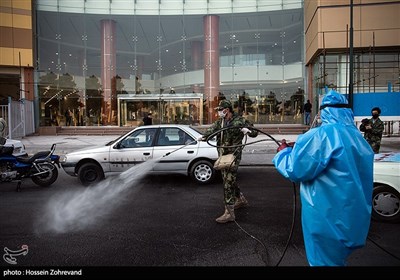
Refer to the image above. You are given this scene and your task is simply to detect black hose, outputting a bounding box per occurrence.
[275,182,297,266]
[203,125,400,265]
[367,236,400,261]
[203,125,296,266]
[204,126,281,149]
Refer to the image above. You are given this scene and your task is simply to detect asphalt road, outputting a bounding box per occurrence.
[1,166,400,276]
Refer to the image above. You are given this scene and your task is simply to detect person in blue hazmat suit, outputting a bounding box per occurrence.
[272,89,374,266]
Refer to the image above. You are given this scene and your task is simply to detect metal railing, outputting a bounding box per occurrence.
[0,99,35,139]
[355,120,400,137]
[382,121,399,136]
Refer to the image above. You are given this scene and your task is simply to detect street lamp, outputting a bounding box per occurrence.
[348,0,354,109]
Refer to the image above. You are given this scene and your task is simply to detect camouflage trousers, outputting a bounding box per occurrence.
[221,158,241,205]
[366,139,381,154]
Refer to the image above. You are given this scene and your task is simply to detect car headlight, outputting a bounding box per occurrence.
[59,155,67,163]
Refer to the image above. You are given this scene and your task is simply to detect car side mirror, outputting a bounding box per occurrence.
[114,142,122,149]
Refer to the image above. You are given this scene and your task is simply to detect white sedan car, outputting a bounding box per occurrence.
[61,125,219,186]
[372,153,400,223]
[5,139,27,157]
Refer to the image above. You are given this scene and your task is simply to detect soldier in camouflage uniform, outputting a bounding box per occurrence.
[200,100,258,223]
[359,107,384,153]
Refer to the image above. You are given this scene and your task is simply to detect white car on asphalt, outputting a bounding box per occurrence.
[372,153,400,223]
[61,125,219,186]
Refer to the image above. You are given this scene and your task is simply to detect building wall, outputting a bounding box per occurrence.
[33,0,306,127]
[0,0,33,67]
[0,0,34,107]
[354,92,400,117]
[305,0,400,125]
[305,0,400,65]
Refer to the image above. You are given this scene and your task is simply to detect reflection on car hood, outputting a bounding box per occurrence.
[374,152,400,163]
[5,139,20,145]
[66,145,111,156]
[4,139,27,156]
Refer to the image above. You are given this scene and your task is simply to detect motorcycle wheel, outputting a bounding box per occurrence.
[31,163,59,187]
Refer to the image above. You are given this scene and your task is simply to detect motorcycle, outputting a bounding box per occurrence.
[0,138,60,191]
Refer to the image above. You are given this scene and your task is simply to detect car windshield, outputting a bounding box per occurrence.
[189,126,204,135]
[118,128,157,148]
[105,134,125,146]
[189,125,217,142]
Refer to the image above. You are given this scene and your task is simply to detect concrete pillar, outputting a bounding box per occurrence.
[101,19,117,125]
[203,15,220,123]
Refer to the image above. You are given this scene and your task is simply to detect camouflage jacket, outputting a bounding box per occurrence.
[203,113,258,157]
[360,117,384,142]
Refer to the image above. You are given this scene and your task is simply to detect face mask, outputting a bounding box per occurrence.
[372,114,379,119]
[218,110,226,118]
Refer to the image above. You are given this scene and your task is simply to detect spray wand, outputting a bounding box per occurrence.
[162,139,198,157]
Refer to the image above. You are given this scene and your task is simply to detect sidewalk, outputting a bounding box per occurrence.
[19,133,399,165]
[240,134,400,165]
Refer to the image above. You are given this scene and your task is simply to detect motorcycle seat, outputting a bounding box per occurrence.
[17,151,50,164]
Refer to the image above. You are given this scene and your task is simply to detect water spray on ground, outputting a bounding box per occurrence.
[36,158,160,234]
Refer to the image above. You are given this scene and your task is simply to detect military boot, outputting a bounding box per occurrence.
[234,193,248,209]
[215,205,235,223]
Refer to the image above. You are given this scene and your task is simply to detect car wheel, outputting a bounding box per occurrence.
[372,185,400,223]
[190,160,215,184]
[78,162,104,186]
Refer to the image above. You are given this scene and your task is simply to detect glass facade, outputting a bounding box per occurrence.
[312,52,400,96]
[35,0,304,127]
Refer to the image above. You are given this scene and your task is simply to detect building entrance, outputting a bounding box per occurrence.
[118,93,204,126]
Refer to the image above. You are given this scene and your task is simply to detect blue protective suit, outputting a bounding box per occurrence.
[272,90,374,266]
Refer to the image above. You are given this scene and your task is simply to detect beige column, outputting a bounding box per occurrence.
[203,15,220,123]
[101,19,117,125]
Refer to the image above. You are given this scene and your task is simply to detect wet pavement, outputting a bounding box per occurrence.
[0,166,399,272]
[0,131,398,276]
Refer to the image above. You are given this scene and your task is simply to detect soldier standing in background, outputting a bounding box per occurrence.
[360,107,384,153]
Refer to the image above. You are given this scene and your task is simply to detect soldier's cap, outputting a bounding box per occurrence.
[371,107,381,114]
[214,100,232,110]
